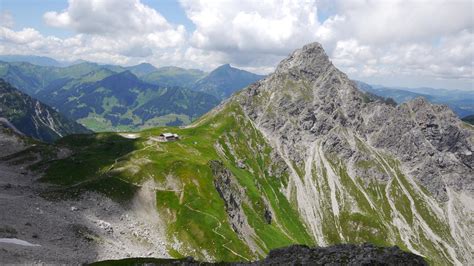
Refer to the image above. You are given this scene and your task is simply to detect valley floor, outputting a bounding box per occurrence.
[0,154,169,263]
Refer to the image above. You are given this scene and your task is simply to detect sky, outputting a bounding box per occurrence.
[0,0,472,90]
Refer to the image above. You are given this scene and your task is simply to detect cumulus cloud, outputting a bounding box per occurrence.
[179,0,321,70]
[44,0,172,35]
[331,31,474,81]
[43,0,186,51]
[325,0,473,45]
[0,0,190,66]
[179,0,473,86]
[316,0,474,87]
[182,0,319,54]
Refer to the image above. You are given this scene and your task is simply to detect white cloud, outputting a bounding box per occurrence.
[0,0,472,89]
[44,0,171,35]
[179,0,473,86]
[327,0,473,45]
[180,0,320,68]
[329,30,473,82]
[316,0,474,88]
[0,0,190,66]
[0,27,43,45]
[43,0,187,49]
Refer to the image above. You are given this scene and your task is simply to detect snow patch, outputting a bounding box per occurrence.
[0,238,40,247]
[119,133,140,139]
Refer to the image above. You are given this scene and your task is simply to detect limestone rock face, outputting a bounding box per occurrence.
[238,42,473,200]
[211,160,249,234]
[234,42,473,264]
[362,97,473,201]
[210,160,264,255]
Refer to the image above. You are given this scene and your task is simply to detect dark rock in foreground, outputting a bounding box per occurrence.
[89,243,428,265]
[250,244,427,265]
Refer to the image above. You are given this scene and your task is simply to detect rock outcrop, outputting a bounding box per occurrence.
[210,160,264,255]
[253,243,427,266]
[210,160,250,235]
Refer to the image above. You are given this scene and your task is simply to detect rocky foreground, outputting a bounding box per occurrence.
[91,243,428,265]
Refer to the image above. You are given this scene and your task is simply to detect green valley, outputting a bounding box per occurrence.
[34,70,220,131]
[0,61,263,132]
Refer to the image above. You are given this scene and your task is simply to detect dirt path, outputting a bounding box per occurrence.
[183,201,250,261]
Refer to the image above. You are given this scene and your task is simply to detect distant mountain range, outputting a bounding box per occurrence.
[355,81,474,118]
[0,57,264,131]
[2,54,469,132]
[0,79,90,142]
[37,70,220,131]
[0,55,66,67]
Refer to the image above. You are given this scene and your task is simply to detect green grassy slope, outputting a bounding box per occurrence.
[41,102,314,261]
[36,98,468,264]
[38,71,220,132]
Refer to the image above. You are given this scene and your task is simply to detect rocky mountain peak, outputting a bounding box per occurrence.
[229,42,473,263]
[238,42,473,203]
[213,64,234,74]
[100,70,139,84]
[275,42,334,81]
[126,63,157,76]
[218,63,232,69]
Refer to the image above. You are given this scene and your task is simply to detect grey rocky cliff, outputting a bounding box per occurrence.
[361,97,473,201]
[0,79,91,143]
[237,42,473,202]
[210,160,250,234]
[209,160,265,255]
[233,42,473,264]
